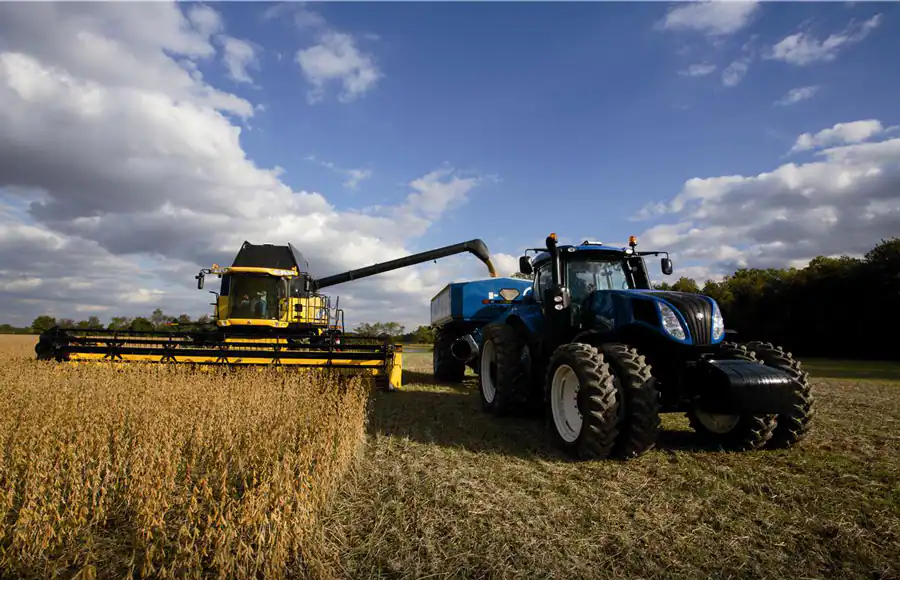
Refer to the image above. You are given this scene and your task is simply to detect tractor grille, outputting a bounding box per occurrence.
[659,292,713,345]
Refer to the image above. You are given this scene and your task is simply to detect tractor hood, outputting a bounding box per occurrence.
[582,289,724,345]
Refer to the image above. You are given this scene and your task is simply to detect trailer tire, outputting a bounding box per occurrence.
[545,343,621,460]
[433,328,466,383]
[744,341,815,449]
[599,343,661,459]
[478,323,531,416]
[686,342,778,451]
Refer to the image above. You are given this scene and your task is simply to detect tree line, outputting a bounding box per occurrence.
[7,238,897,359]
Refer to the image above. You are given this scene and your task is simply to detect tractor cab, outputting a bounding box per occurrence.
[518,236,673,325]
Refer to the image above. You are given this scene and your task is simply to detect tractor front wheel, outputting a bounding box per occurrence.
[686,342,778,451]
[545,343,621,460]
[478,323,531,416]
[744,341,815,448]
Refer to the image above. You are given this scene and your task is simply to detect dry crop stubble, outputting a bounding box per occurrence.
[0,336,370,579]
[319,352,900,579]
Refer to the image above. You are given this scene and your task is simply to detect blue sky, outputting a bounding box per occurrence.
[228,1,900,253]
[1,1,899,328]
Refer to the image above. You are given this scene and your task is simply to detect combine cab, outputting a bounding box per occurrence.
[36,239,498,390]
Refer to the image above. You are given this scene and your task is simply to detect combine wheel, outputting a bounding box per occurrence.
[744,341,815,449]
[599,343,661,459]
[544,343,621,460]
[686,342,778,451]
[433,328,466,383]
[478,323,531,416]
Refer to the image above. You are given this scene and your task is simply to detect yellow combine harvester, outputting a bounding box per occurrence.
[35,239,497,389]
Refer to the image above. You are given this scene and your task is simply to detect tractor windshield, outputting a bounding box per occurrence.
[228,274,282,320]
[567,259,632,303]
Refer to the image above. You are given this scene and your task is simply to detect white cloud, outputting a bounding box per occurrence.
[767,13,882,66]
[0,3,497,329]
[721,58,749,87]
[220,36,260,84]
[638,121,900,280]
[268,4,382,104]
[679,63,717,77]
[295,31,381,104]
[790,120,884,153]
[658,1,760,37]
[774,85,820,106]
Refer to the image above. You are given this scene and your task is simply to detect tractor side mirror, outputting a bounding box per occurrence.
[196,273,204,290]
[661,257,673,276]
[519,256,533,275]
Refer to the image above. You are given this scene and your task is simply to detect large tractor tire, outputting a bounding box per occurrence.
[478,323,532,416]
[433,328,466,383]
[544,343,621,460]
[686,342,778,451]
[599,343,661,459]
[744,341,815,449]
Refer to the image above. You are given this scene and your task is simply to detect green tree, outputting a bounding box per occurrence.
[58,318,76,329]
[108,316,133,331]
[671,277,700,293]
[130,317,154,332]
[177,314,193,325]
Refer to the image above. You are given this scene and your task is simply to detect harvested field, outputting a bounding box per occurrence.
[0,336,369,578]
[320,352,900,579]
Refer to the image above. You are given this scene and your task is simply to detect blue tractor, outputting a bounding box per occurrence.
[430,233,814,460]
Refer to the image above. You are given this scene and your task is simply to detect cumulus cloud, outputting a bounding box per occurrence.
[658,1,760,37]
[721,57,749,87]
[295,31,381,104]
[266,4,382,104]
[774,85,820,106]
[790,120,885,153]
[767,13,882,66]
[0,3,498,328]
[679,63,717,77]
[637,121,900,281]
[220,36,261,84]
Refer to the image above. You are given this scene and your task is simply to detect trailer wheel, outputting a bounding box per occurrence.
[478,323,531,415]
[744,341,815,448]
[686,342,778,451]
[433,328,465,383]
[545,343,621,460]
[599,343,661,459]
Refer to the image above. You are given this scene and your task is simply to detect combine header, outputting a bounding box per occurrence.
[35,239,497,390]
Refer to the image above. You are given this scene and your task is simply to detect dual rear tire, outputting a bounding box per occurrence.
[477,325,661,460]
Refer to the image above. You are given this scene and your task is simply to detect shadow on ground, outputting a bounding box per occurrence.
[366,368,726,459]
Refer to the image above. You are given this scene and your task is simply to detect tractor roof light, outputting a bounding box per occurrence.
[629,235,638,247]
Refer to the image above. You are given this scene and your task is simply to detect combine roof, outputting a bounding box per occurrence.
[231,241,309,271]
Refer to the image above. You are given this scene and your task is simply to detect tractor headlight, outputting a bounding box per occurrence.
[712,303,725,341]
[657,302,686,341]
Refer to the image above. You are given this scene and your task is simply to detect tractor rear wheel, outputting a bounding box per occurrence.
[599,343,661,459]
[478,323,531,416]
[433,328,466,383]
[744,341,815,448]
[686,342,778,451]
[545,343,621,460]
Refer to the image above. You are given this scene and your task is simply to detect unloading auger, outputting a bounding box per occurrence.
[35,239,497,389]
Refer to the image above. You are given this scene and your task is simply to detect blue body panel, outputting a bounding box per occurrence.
[430,278,533,326]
